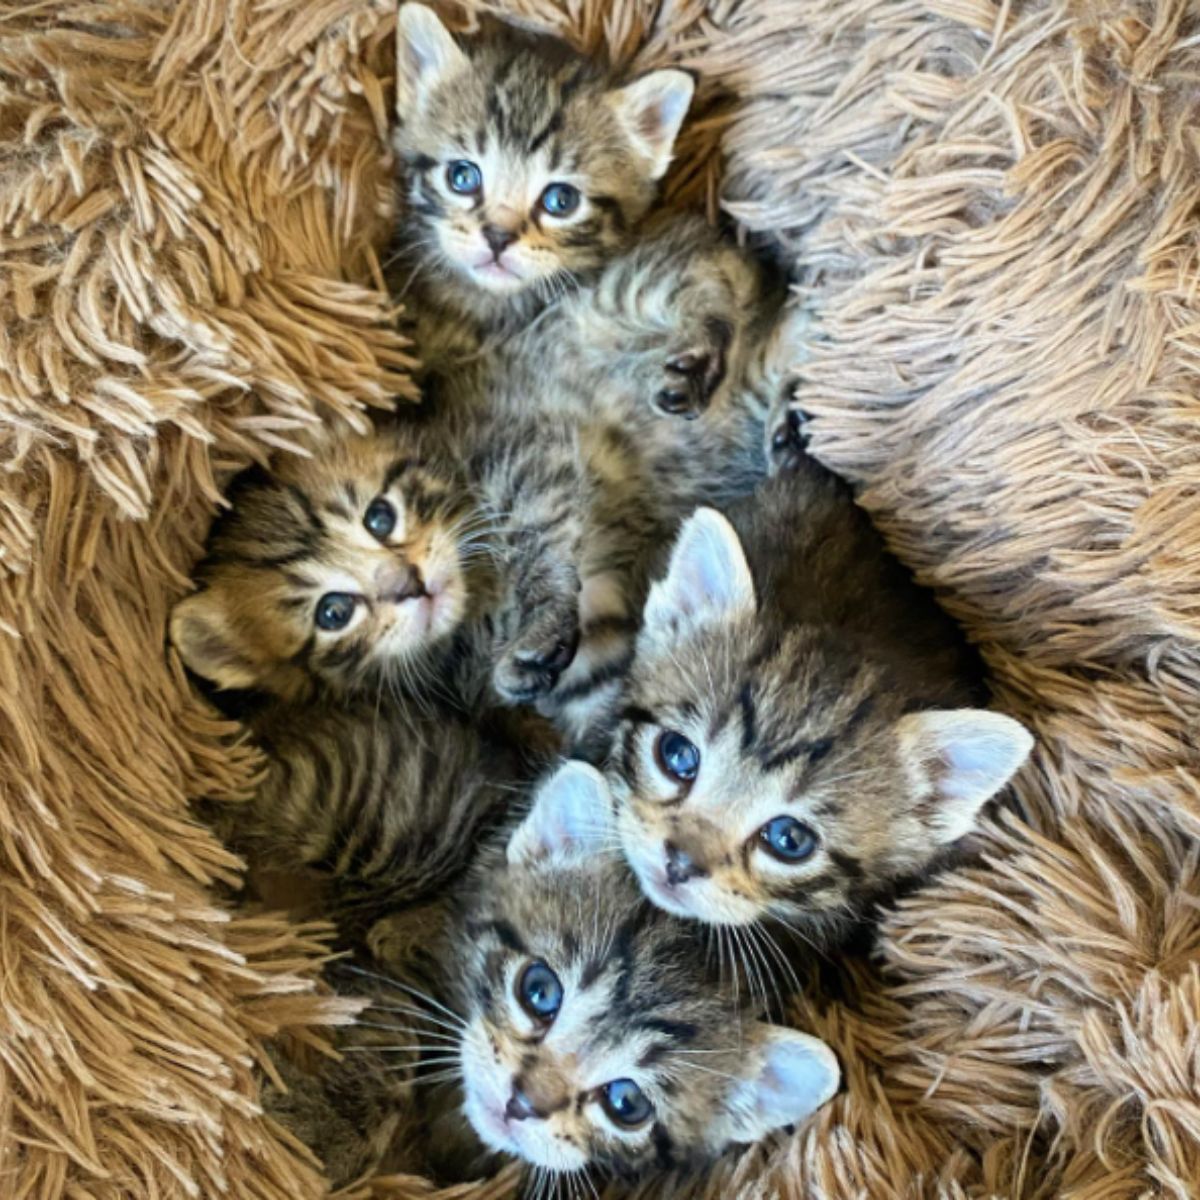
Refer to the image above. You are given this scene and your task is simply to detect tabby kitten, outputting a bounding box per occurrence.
[276,762,840,1187]
[610,448,1034,940]
[170,412,588,710]
[392,4,694,363]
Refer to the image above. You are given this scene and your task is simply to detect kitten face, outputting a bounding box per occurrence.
[610,509,1033,933]
[454,764,838,1178]
[394,6,693,303]
[171,425,478,701]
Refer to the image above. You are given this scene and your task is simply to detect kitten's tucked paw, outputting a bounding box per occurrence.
[494,620,580,705]
[768,407,812,474]
[655,317,732,419]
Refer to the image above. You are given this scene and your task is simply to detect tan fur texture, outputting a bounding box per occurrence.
[2,1,1199,1198]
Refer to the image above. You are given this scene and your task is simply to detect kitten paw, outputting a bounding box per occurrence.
[768,406,812,474]
[494,622,580,706]
[654,317,732,419]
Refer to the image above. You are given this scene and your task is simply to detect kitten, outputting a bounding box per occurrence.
[609,447,1034,942]
[272,762,840,1187]
[392,4,695,365]
[170,413,589,710]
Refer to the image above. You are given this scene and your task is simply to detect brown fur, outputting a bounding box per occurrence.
[611,458,1032,944]
[392,6,694,359]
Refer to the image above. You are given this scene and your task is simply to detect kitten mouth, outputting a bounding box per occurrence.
[639,869,696,918]
[469,256,525,287]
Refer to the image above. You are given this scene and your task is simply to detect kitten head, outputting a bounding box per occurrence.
[455,762,839,1177]
[170,424,479,702]
[611,508,1033,934]
[394,5,693,304]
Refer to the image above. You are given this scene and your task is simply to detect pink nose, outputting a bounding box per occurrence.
[374,560,425,602]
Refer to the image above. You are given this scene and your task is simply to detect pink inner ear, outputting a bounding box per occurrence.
[636,107,663,141]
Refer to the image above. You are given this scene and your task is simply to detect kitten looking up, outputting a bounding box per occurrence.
[393,4,694,346]
[610,452,1034,941]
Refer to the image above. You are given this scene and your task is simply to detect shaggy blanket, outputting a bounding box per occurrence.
[1,0,1198,1197]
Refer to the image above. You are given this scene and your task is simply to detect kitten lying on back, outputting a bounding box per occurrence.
[609,440,1033,941]
[270,762,839,1187]
[392,5,693,361]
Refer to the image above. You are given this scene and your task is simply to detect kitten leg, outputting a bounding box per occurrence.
[569,219,769,421]
[539,569,637,757]
[472,414,587,706]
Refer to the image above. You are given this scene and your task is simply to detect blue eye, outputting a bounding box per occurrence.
[517,960,562,1023]
[447,160,483,195]
[655,730,699,783]
[600,1078,653,1128]
[760,815,818,862]
[315,592,357,632]
[540,182,580,216]
[364,497,396,540]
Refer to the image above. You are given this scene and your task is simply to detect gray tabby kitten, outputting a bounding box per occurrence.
[609,444,1034,944]
[269,762,839,1187]
[393,6,693,381]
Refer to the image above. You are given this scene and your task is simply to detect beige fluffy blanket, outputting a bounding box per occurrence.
[1,0,1198,1196]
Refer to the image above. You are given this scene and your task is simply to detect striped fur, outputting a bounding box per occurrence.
[609,457,1026,947]
[269,765,838,1187]
[391,7,694,365]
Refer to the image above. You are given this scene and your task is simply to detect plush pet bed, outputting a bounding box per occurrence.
[2,0,1197,1196]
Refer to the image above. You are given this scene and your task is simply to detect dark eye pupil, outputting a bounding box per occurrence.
[315,592,356,631]
[519,961,562,1021]
[763,816,817,861]
[448,160,481,194]
[364,498,396,539]
[604,1078,651,1126]
[658,731,699,783]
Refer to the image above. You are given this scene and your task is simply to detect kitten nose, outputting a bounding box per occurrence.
[504,1085,541,1122]
[664,840,708,886]
[482,224,518,258]
[375,561,426,603]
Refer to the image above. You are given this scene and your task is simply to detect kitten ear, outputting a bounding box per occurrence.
[609,69,695,180]
[395,4,468,117]
[715,1026,840,1146]
[507,762,614,867]
[897,709,1034,843]
[643,508,755,637]
[170,592,261,691]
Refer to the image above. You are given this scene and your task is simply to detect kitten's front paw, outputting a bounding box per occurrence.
[768,406,812,474]
[654,317,732,419]
[493,615,580,705]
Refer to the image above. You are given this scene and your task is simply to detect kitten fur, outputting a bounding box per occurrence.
[610,443,1034,941]
[209,698,534,944]
[268,763,839,1187]
[171,220,797,750]
[392,5,695,366]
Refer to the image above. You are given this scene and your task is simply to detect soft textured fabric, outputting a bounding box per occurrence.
[1,0,1197,1196]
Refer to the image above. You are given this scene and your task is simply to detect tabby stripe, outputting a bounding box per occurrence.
[489,920,528,955]
[620,704,657,727]
[551,650,634,704]
[590,194,627,233]
[738,681,757,751]
[634,1017,697,1041]
[828,849,864,881]
[526,108,563,155]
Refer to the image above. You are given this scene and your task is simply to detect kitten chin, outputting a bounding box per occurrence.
[608,464,1033,944]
